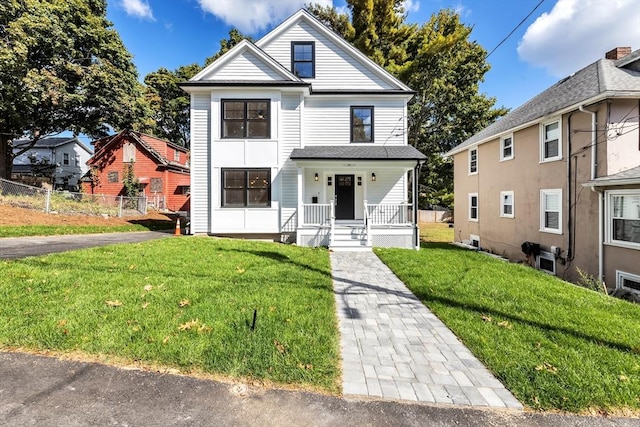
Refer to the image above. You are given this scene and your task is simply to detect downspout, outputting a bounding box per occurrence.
[598,190,603,283]
[566,114,573,261]
[413,160,423,250]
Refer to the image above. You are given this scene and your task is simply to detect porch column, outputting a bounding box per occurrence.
[413,162,420,249]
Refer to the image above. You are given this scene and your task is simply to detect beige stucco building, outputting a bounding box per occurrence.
[447,47,640,294]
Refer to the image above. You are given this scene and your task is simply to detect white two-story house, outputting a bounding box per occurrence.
[181,9,425,250]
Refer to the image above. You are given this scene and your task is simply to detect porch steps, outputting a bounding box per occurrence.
[330,225,371,252]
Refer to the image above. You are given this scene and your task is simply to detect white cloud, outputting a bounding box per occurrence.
[197,0,333,34]
[518,0,640,77]
[402,0,420,14]
[121,0,155,21]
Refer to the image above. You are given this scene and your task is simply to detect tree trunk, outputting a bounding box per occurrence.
[0,135,13,180]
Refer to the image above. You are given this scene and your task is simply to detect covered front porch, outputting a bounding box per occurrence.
[289,146,426,250]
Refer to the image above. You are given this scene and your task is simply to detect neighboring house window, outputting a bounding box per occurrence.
[222,100,270,139]
[150,178,162,193]
[500,135,513,161]
[351,106,373,143]
[291,41,315,78]
[468,148,478,174]
[63,153,69,165]
[616,270,640,293]
[123,142,136,162]
[468,193,478,221]
[607,190,640,248]
[500,191,514,218]
[108,171,118,183]
[174,150,180,162]
[540,189,562,234]
[181,185,190,195]
[540,120,561,162]
[75,155,80,167]
[222,169,270,207]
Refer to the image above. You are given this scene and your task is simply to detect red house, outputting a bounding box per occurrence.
[84,129,190,212]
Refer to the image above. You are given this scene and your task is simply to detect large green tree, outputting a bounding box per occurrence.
[308,2,507,208]
[0,0,142,179]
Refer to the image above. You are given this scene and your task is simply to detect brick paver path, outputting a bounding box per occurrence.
[331,251,522,409]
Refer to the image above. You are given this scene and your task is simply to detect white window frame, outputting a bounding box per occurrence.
[123,142,136,163]
[468,148,478,175]
[500,191,514,218]
[468,193,478,221]
[540,189,562,234]
[500,134,514,161]
[536,250,556,275]
[540,119,562,162]
[605,190,640,250]
[616,270,640,293]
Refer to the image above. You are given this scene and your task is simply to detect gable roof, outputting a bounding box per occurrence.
[88,130,189,172]
[13,137,93,154]
[446,49,640,156]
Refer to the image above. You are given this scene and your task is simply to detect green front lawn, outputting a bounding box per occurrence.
[0,238,340,392]
[376,243,640,414]
[0,219,174,238]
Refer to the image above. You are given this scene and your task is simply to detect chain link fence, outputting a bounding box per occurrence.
[0,178,147,217]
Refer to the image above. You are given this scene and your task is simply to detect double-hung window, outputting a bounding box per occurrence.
[607,190,640,248]
[291,42,315,78]
[63,153,69,165]
[500,135,513,161]
[222,169,271,208]
[222,100,270,139]
[540,189,562,233]
[469,148,478,174]
[351,106,374,142]
[541,120,561,162]
[500,191,514,218]
[469,193,478,221]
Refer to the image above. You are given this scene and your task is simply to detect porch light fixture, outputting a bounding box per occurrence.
[327,176,332,186]
[371,173,376,182]
[314,172,319,181]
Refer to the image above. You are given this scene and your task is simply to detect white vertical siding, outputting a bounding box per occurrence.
[280,93,302,231]
[303,97,407,146]
[190,93,211,233]
[201,51,286,81]
[260,21,393,90]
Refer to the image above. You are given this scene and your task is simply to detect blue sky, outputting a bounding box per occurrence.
[106,0,640,111]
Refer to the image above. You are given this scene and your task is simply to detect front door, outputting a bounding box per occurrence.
[335,174,354,220]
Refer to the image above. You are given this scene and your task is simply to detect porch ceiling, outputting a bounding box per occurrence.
[290,145,426,161]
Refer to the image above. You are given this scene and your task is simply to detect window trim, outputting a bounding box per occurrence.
[350,106,374,143]
[605,189,640,250]
[500,191,514,218]
[291,41,315,78]
[221,99,271,139]
[221,168,271,208]
[540,119,562,162]
[500,134,514,161]
[540,188,562,234]
[616,270,640,293]
[468,147,478,175]
[468,193,478,222]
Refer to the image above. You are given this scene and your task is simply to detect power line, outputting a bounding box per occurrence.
[486,0,546,59]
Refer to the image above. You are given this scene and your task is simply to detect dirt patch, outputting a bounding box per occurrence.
[0,204,174,227]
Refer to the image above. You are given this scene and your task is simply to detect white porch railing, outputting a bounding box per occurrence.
[366,203,412,225]
[302,203,332,225]
[364,200,372,246]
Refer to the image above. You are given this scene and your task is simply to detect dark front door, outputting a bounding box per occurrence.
[335,174,354,220]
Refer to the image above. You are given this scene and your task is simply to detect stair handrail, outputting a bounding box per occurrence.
[329,199,335,246]
[364,200,372,246]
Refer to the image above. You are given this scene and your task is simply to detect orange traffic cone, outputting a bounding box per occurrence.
[174,217,181,236]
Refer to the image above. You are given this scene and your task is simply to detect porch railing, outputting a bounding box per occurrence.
[363,200,372,246]
[302,203,332,225]
[366,203,412,225]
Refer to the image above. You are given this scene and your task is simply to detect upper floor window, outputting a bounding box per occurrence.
[351,106,374,142]
[540,189,562,234]
[174,150,180,162]
[63,153,69,165]
[607,190,640,248]
[123,142,136,163]
[500,135,513,161]
[222,168,271,208]
[541,120,561,162]
[291,42,315,78]
[75,155,80,167]
[222,100,270,139]
[468,148,478,174]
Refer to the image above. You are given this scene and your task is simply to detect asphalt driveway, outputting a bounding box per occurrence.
[0,231,170,259]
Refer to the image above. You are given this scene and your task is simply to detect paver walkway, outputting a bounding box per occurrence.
[331,251,522,409]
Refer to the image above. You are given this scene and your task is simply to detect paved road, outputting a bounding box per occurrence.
[0,231,170,259]
[0,352,635,427]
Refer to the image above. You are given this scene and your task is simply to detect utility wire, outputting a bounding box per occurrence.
[486,0,546,59]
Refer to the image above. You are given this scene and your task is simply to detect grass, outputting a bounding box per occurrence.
[0,238,340,392]
[419,222,454,243]
[376,243,640,414]
[0,218,175,238]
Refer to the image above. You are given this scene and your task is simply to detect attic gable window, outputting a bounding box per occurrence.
[123,142,136,163]
[291,42,315,78]
[222,99,270,139]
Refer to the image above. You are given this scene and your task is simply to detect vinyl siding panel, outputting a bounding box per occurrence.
[303,97,406,146]
[280,93,301,232]
[260,21,393,90]
[190,93,211,233]
[202,51,286,81]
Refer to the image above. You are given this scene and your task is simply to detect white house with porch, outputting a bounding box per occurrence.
[181,9,426,250]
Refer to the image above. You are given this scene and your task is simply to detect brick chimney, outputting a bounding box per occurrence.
[605,47,631,60]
